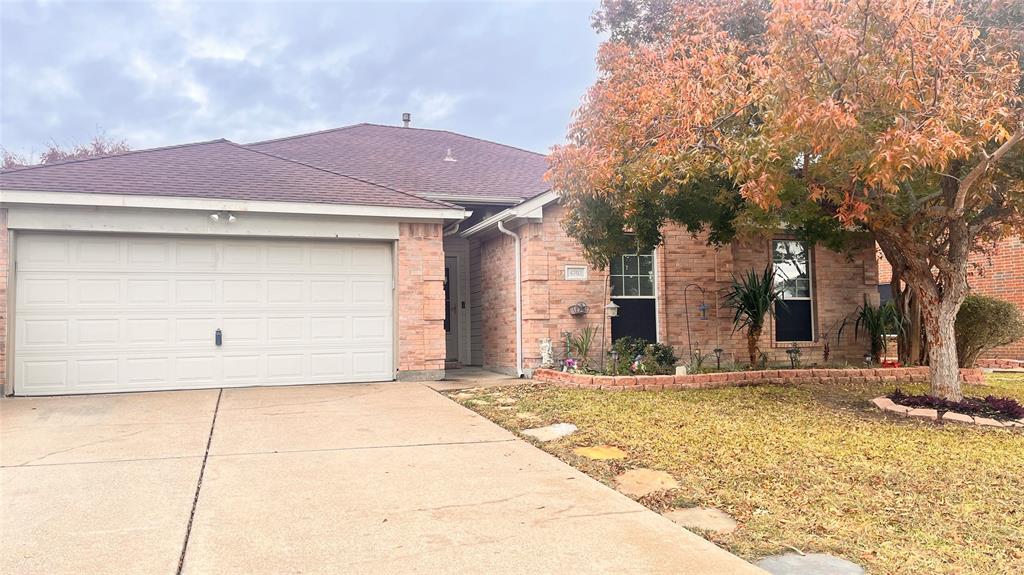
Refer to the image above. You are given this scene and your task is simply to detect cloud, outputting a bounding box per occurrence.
[0,1,603,156]
[408,90,463,124]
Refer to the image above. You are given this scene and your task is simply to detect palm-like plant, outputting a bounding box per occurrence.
[724,265,786,368]
[841,297,903,363]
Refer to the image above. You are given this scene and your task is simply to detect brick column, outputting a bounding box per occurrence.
[396,222,446,381]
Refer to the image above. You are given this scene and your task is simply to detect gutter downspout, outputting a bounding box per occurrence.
[497,220,524,378]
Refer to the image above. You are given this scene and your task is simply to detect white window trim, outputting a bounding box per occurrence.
[609,252,656,299]
[772,239,816,343]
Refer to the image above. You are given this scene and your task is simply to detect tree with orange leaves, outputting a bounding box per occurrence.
[548,0,1023,400]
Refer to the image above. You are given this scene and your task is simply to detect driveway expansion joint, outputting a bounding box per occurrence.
[176,388,222,575]
[207,438,518,459]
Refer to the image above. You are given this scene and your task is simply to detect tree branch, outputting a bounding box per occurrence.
[953,130,1024,215]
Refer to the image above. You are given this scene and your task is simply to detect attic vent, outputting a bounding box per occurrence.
[443,148,457,162]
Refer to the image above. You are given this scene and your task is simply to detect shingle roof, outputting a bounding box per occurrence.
[0,139,450,210]
[248,123,551,202]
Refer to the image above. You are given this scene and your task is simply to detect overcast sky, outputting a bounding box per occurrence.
[1,0,602,158]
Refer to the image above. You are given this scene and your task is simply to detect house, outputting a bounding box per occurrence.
[877,238,1024,362]
[0,120,879,396]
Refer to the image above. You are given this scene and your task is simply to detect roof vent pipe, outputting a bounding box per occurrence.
[402,112,411,128]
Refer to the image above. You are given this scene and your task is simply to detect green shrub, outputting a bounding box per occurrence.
[955,295,1024,368]
[609,336,678,375]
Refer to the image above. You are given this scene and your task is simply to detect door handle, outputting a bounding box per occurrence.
[215,329,223,347]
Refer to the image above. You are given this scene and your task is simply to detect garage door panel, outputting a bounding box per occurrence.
[21,360,69,390]
[22,319,69,346]
[14,234,395,395]
[77,319,120,345]
[77,359,119,386]
[78,279,121,304]
[21,278,70,305]
[18,235,70,266]
[266,354,305,378]
[77,238,122,265]
[223,279,262,304]
[176,356,219,384]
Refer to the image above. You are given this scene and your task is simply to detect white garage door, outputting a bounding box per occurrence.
[14,233,394,395]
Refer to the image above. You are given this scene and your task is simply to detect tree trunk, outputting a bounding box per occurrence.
[876,235,967,400]
[921,301,963,401]
[747,326,761,367]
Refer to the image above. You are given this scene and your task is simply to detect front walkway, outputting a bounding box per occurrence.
[1,381,763,574]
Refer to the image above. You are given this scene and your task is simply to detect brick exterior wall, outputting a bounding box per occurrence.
[477,202,879,373]
[396,222,447,380]
[877,237,1024,360]
[0,208,7,394]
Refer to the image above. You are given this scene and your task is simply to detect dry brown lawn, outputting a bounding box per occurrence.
[452,372,1024,575]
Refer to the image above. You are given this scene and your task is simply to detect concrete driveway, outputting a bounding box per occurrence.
[2,382,764,574]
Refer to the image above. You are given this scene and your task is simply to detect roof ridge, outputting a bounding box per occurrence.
[235,143,459,210]
[0,138,231,174]
[359,123,549,158]
[245,123,370,147]
[247,122,548,158]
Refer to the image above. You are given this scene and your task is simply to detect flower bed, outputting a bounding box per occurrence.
[532,366,985,391]
[871,394,1024,428]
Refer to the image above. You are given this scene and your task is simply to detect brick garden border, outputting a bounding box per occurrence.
[976,358,1024,370]
[532,366,985,391]
[870,396,1024,429]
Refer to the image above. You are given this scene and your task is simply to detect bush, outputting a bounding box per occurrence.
[609,336,678,375]
[955,295,1024,368]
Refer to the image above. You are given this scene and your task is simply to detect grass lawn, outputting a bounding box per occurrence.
[451,372,1024,575]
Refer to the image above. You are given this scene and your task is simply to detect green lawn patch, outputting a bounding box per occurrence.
[450,373,1024,575]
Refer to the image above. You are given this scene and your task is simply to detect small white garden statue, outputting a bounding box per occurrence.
[539,337,554,368]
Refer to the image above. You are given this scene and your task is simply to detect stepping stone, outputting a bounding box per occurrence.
[521,423,577,442]
[453,392,476,401]
[756,553,864,575]
[613,468,679,497]
[496,397,518,405]
[663,507,738,534]
[516,412,539,420]
[573,445,627,460]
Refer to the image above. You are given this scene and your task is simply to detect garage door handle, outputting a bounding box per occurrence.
[215,329,223,347]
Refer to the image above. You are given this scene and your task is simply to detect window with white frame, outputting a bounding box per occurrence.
[772,240,814,341]
[609,252,654,297]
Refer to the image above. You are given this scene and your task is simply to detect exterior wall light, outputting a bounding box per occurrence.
[604,301,619,318]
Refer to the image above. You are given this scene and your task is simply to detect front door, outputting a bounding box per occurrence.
[609,251,657,343]
[444,256,459,362]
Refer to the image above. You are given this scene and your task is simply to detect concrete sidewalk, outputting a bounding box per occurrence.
[2,382,764,575]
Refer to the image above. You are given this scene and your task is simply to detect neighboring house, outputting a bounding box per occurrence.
[0,120,879,396]
[877,238,1024,361]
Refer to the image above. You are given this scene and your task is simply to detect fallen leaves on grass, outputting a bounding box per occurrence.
[448,375,1024,575]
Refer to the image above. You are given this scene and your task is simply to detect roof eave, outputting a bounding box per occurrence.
[0,189,468,221]
[459,189,559,238]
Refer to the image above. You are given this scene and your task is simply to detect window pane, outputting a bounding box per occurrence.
[773,240,810,298]
[775,300,813,341]
[610,276,624,296]
[609,256,623,275]
[624,276,640,296]
[623,255,639,275]
[639,275,654,296]
[639,255,653,277]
